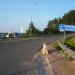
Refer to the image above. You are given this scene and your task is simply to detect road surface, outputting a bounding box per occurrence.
[0,35,62,75]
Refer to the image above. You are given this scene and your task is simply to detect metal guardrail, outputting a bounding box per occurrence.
[58,41,75,59]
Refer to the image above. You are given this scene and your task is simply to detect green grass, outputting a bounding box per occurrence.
[52,41,64,53]
[65,36,75,51]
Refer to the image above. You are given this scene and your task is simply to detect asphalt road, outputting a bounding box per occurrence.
[0,35,62,75]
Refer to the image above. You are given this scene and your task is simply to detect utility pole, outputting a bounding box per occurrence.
[30,28,32,37]
[63,31,65,44]
[29,1,37,37]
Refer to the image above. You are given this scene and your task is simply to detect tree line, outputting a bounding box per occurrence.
[23,10,75,37]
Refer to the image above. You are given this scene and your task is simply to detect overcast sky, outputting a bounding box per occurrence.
[0,0,75,32]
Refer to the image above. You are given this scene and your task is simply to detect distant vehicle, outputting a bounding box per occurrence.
[0,33,6,40]
[15,33,23,38]
[5,32,23,38]
[0,32,22,40]
[5,32,17,38]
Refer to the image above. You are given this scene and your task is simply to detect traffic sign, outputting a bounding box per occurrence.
[59,24,75,32]
[59,24,65,31]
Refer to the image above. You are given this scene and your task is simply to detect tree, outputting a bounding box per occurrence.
[25,21,41,37]
[44,10,75,35]
[24,10,75,37]
[43,18,59,35]
[61,10,75,25]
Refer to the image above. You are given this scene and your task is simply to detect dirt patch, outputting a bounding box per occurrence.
[48,49,75,75]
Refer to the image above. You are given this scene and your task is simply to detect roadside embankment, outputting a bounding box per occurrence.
[45,36,75,75]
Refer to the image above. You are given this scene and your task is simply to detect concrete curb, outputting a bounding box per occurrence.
[58,41,75,59]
